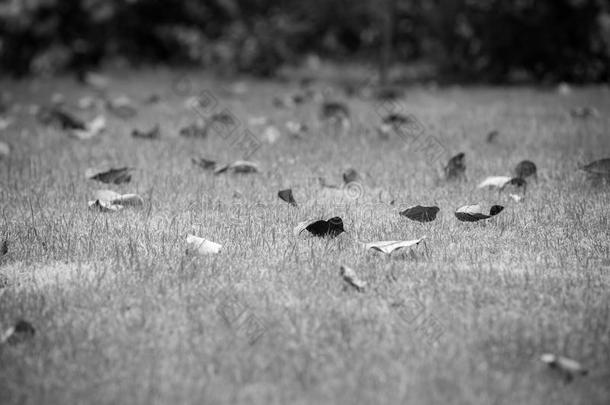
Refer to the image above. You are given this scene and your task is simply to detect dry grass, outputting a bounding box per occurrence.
[0,70,609,404]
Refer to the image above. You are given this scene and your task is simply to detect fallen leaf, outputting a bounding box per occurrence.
[107,95,137,119]
[509,194,524,203]
[445,153,466,180]
[455,204,504,222]
[580,158,610,176]
[262,125,281,144]
[286,121,308,138]
[91,190,143,208]
[1,239,7,256]
[365,237,426,254]
[179,121,207,137]
[570,106,599,119]
[278,189,297,206]
[540,353,588,382]
[486,130,499,143]
[340,265,367,292]
[71,115,106,139]
[86,167,133,184]
[477,176,512,189]
[191,158,217,170]
[88,199,123,212]
[294,217,345,238]
[186,234,222,255]
[515,160,537,179]
[214,160,259,175]
[132,124,160,139]
[400,205,440,222]
[38,107,86,130]
[343,168,360,184]
[0,141,10,157]
[0,320,35,345]
[321,101,350,120]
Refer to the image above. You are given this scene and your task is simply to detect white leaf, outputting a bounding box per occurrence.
[293,220,313,237]
[340,265,367,292]
[262,125,281,144]
[186,234,222,255]
[509,193,524,203]
[92,190,143,208]
[365,237,426,254]
[71,115,106,139]
[540,353,587,379]
[477,176,512,189]
[88,200,123,212]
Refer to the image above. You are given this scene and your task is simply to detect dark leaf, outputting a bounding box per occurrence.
[342,168,360,184]
[445,153,466,180]
[580,158,610,175]
[132,124,160,139]
[38,107,86,130]
[86,167,133,184]
[304,217,345,238]
[278,189,297,206]
[2,319,35,345]
[321,101,350,120]
[515,160,537,179]
[179,122,207,138]
[191,158,217,170]
[486,130,499,143]
[1,239,7,256]
[400,205,440,222]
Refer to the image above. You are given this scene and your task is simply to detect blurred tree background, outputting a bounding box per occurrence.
[0,0,609,82]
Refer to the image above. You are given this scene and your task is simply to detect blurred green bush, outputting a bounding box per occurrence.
[1,0,608,82]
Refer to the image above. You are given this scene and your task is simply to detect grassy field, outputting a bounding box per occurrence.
[0,69,609,405]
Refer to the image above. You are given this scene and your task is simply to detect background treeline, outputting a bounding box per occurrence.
[1,0,609,82]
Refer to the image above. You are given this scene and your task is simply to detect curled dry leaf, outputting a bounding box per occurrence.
[293,217,345,238]
[191,158,217,170]
[365,237,426,254]
[186,234,222,255]
[340,265,367,292]
[455,204,504,222]
[132,124,160,139]
[86,167,133,184]
[278,189,297,206]
[0,141,10,157]
[0,320,35,345]
[214,160,259,175]
[88,199,123,212]
[92,190,144,208]
[71,115,106,139]
[400,205,440,222]
[445,152,466,180]
[477,176,512,189]
[540,353,588,382]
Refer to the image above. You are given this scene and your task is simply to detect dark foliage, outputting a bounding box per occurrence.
[1,0,608,82]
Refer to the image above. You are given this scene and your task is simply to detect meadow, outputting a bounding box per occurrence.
[0,69,609,404]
